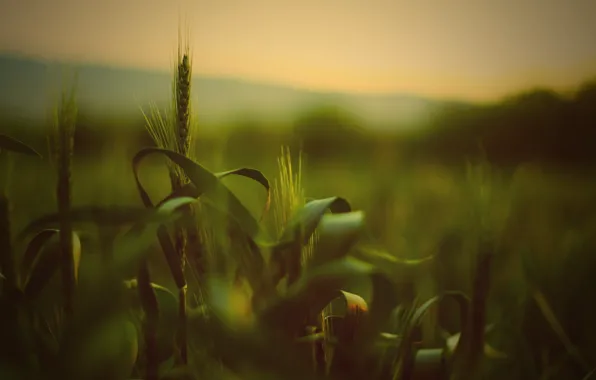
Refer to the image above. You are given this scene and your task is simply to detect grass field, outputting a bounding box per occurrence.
[3,139,596,379]
[2,37,596,379]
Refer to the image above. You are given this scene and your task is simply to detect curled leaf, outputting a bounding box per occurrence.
[132,148,263,238]
[410,349,446,380]
[307,211,365,270]
[353,246,434,282]
[23,231,81,300]
[124,279,178,318]
[19,229,59,286]
[155,167,271,221]
[278,196,351,246]
[258,257,399,349]
[392,291,470,378]
[269,197,353,287]
[446,325,507,359]
[110,199,193,276]
[17,206,150,241]
[0,134,41,157]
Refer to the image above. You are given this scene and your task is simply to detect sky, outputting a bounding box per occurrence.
[0,0,595,101]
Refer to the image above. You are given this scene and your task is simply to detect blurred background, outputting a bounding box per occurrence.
[2,2,596,374]
[1,0,595,243]
[1,0,596,256]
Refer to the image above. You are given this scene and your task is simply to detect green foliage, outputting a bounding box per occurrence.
[2,41,596,380]
[293,104,366,159]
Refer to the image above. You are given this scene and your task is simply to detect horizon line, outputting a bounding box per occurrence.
[1,50,594,106]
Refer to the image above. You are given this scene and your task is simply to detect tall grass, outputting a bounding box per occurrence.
[141,28,198,368]
[2,25,596,380]
[272,146,317,267]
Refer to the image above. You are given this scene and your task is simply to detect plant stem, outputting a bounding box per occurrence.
[56,86,77,316]
[138,260,159,380]
[0,192,16,296]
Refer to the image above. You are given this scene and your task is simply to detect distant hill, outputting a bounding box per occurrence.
[0,53,450,130]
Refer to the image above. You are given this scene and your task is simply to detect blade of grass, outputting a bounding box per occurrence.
[532,289,591,372]
[0,134,42,157]
[17,206,151,241]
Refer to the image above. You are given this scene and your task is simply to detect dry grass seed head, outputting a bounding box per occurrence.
[272,146,317,266]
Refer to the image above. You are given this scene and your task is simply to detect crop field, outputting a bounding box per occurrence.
[1,43,596,380]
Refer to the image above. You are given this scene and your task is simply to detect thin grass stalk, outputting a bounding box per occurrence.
[0,190,35,377]
[0,153,15,294]
[53,80,77,316]
[449,243,492,380]
[138,259,159,380]
[450,160,496,380]
[0,191,15,296]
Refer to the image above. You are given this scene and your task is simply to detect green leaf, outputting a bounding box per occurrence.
[198,199,268,293]
[132,148,264,239]
[124,279,178,320]
[188,280,327,380]
[307,211,365,270]
[114,197,197,273]
[445,325,507,359]
[155,167,271,221]
[0,134,41,157]
[532,289,590,371]
[278,196,351,246]
[19,229,59,285]
[215,167,271,221]
[132,148,269,294]
[70,315,138,380]
[258,257,399,349]
[124,279,179,363]
[17,206,151,242]
[410,349,446,380]
[23,231,81,300]
[269,197,352,286]
[392,291,470,378]
[410,292,470,345]
[48,198,191,378]
[205,276,255,329]
[132,196,198,290]
[352,246,435,284]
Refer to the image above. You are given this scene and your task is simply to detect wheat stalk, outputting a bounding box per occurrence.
[172,28,193,365]
[50,75,78,316]
[141,26,200,366]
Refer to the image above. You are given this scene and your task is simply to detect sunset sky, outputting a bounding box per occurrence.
[1,0,595,101]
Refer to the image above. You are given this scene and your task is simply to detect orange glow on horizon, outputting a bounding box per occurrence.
[1,0,595,101]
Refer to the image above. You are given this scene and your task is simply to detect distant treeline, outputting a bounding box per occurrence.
[414,81,596,167]
[286,80,596,169]
[2,79,596,169]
